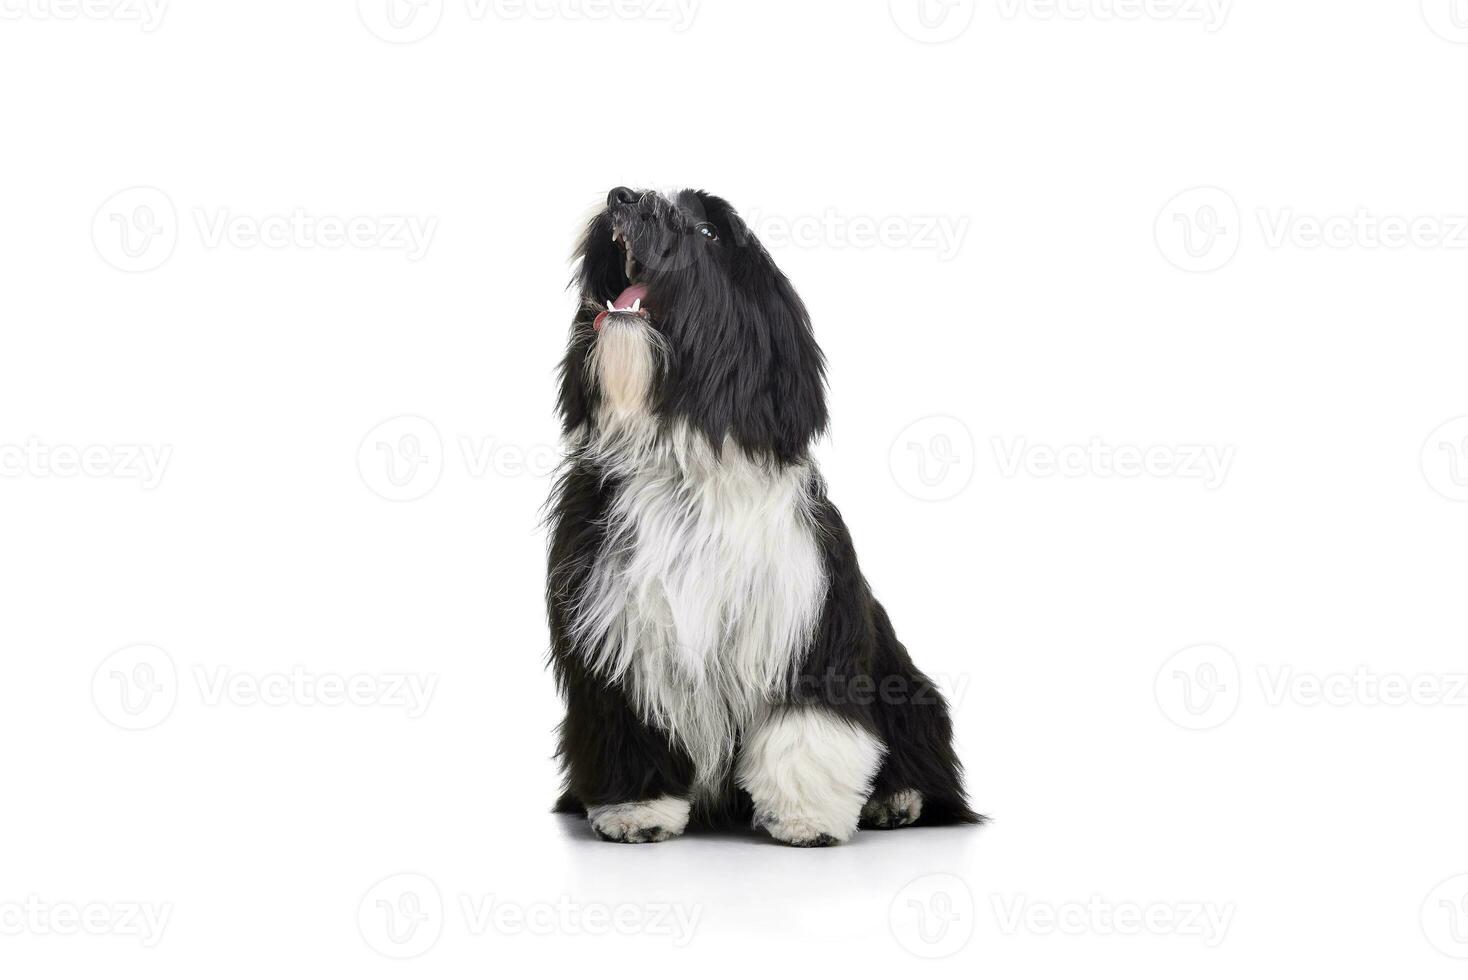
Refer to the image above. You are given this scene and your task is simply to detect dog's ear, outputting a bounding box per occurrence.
[660,249,828,464]
[736,269,828,462]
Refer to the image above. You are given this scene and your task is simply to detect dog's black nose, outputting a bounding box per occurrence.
[608,186,638,207]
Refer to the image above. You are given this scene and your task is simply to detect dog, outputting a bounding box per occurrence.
[546,187,980,845]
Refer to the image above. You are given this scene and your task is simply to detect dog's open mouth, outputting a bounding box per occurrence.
[594,224,653,331]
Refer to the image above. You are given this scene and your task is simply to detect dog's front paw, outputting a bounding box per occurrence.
[586,797,690,844]
[861,789,924,829]
[755,812,849,847]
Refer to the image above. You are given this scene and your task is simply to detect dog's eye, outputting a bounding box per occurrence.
[695,222,719,242]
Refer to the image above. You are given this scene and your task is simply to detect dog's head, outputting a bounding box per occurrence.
[558,187,827,464]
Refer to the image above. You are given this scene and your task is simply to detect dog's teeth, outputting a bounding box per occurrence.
[631,299,641,312]
[606,300,616,311]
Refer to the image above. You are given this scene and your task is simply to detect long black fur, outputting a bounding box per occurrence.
[547,187,981,834]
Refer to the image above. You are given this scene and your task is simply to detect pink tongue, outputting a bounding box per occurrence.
[593,284,651,331]
[613,284,648,308]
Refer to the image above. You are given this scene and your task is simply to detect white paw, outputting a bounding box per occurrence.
[755,811,849,847]
[586,797,690,844]
[862,789,924,829]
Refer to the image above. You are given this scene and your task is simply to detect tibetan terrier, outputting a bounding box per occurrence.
[547,187,979,846]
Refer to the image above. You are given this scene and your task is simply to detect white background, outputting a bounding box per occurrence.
[3,0,1468,976]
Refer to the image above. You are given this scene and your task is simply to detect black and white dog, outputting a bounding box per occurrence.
[547,187,979,846]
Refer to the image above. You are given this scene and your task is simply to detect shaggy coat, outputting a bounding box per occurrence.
[547,187,979,845]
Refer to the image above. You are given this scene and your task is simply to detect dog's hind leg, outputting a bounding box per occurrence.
[861,602,983,827]
[735,706,885,847]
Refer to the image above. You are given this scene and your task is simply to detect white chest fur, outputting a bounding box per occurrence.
[570,432,829,790]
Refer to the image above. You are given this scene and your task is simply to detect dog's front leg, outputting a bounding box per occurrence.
[735,706,886,847]
[554,667,695,844]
